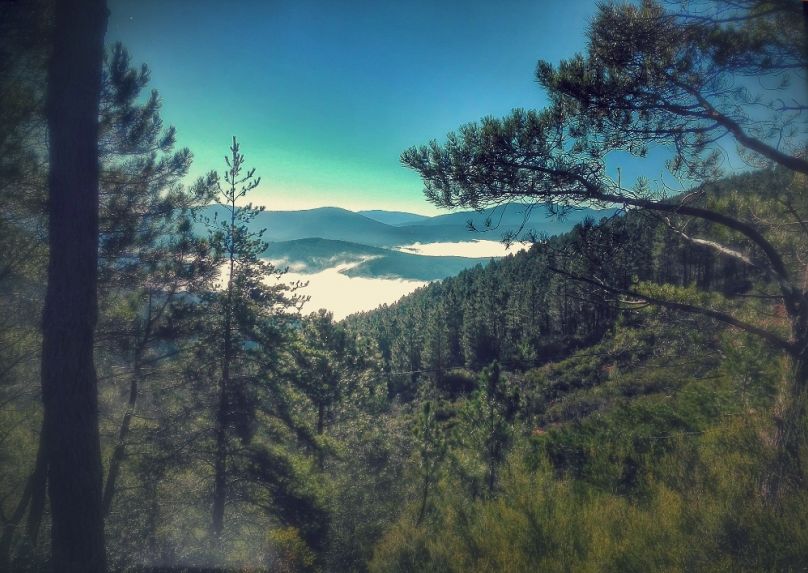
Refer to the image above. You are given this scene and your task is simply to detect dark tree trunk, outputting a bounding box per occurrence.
[41,0,108,570]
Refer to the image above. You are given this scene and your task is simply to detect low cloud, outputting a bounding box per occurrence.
[266,240,529,319]
[278,261,427,320]
[395,240,528,258]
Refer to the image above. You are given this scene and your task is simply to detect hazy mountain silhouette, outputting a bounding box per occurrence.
[357,210,430,226]
[198,204,616,248]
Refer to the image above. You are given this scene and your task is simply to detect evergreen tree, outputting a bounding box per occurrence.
[94,44,220,524]
[413,401,446,526]
[293,309,377,437]
[201,137,307,539]
[421,303,451,386]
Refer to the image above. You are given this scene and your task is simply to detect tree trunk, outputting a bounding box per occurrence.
[41,0,108,570]
[316,401,325,435]
[415,473,430,527]
[211,385,228,538]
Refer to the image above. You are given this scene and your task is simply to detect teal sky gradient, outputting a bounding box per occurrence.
[106,1,603,214]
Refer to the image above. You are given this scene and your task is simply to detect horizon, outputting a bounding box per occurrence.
[207,201,619,217]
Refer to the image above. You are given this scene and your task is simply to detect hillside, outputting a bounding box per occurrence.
[344,170,789,381]
[342,170,807,571]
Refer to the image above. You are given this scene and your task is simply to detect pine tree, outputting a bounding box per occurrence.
[413,401,446,526]
[421,303,451,385]
[203,137,306,539]
[95,44,220,523]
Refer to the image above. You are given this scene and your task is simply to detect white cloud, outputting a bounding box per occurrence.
[278,261,427,320]
[395,240,528,258]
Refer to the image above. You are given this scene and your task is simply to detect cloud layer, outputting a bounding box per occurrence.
[268,240,528,319]
[280,262,427,320]
[395,240,528,258]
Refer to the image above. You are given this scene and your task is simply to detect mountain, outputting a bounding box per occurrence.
[408,203,618,238]
[197,204,617,248]
[199,205,410,246]
[264,238,489,281]
[357,210,430,226]
[225,206,403,246]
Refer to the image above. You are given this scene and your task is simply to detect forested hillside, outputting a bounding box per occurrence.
[346,169,787,392]
[345,168,808,571]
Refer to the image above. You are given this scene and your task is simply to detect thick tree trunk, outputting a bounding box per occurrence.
[41,0,108,570]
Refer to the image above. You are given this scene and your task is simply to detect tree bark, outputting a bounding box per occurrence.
[41,0,108,570]
[415,474,430,527]
[211,387,228,538]
[316,401,325,436]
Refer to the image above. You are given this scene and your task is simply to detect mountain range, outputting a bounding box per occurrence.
[197,203,618,281]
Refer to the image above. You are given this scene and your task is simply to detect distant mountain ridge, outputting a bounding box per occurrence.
[357,210,430,226]
[197,203,617,248]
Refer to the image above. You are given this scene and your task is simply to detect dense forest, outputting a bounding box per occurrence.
[1,0,806,572]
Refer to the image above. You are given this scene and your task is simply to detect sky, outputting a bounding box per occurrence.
[106,0,598,215]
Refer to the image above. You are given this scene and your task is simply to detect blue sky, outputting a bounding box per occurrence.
[106,1,625,214]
